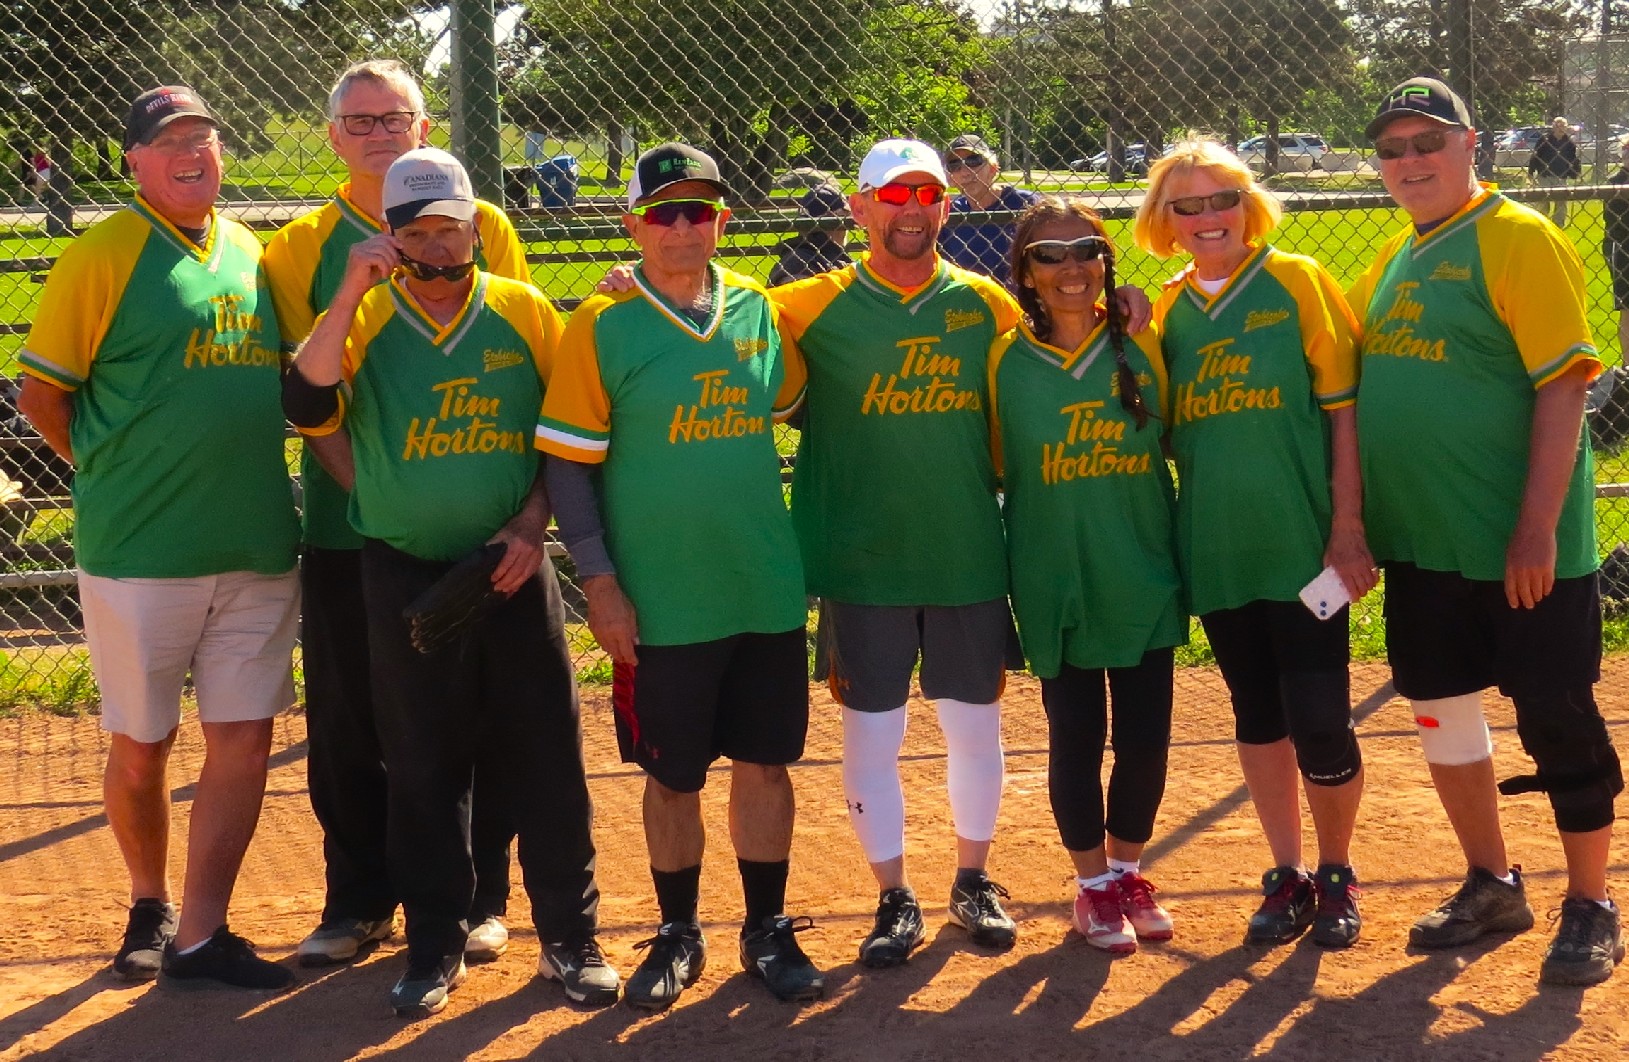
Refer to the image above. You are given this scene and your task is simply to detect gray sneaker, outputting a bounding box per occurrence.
[1540,898,1624,986]
[390,954,467,1018]
[1410,866,1536,949]
[464,916,509,963]
[113,898,176,981]
[296,917,394,967]
[624,922,706,1011]
[538,937,621,1007]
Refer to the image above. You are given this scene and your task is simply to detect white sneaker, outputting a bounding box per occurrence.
[1073,883,1136,955]
[296,916,394,967]
[465,916,509,962]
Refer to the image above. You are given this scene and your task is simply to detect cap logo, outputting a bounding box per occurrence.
[402,172,450,190]
[144,92,193,114]
[1390,86,1431,109]
[658,157,704,174]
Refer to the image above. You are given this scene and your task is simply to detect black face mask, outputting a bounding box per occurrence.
[398,252,475,282]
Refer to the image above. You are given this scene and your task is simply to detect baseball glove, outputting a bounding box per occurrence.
[403,541,508,654]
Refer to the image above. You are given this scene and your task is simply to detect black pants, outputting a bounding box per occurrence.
[1040,648,1174,853]
[303,547,515,923]
[359,540,599,962]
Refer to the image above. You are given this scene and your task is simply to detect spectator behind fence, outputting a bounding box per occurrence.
[1528,116,1580,227]
[283,147,615,1018]
[539,142,824,1011]
[937,134,1037,289]
[261,56,528,975]
[17,85,301,991]
[768,182,851,286]
[1605,138,1629,358]
[1354,75,1622,987]
[1136,138,1374,952]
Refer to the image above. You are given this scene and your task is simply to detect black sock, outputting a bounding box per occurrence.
[652,865,701,927]
[738,858,789,931]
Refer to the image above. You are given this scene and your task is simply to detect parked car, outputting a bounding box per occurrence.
[1493,126,1545,168]
[1235,133,1329,172]
[1068,143,1148,177]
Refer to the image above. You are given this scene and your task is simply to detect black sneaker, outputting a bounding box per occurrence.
[1410,867,1536,949]
[1246,866,1315,945]
[1311,864,1362,948]
[947,873,1018,949]
[1540,898,1624,986]
[390,953,467,1018]
[739,915,825,1002]
[622,922,706,1011]
[113,898,176,982]
[539,936,621,1007]
[159,926,295,992]
[859,887,926,968]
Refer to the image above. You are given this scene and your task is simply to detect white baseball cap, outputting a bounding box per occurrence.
[382,147,477,230]
[857,138,948,191]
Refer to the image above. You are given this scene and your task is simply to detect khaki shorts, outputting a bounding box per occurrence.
[80,569,300,742]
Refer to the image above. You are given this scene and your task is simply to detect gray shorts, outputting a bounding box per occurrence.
[814,597,1016,712]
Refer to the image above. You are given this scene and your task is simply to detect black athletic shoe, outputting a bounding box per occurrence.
[622,923,705,1011]
[113,898,177,982]
[390,953,467,1018]
[859,887,926,968]
[947,873,1018,949]
[1409,867,1535,949]
[159,926,295,992]
[739,915,825,1002]
[539,937,621,1007]
[1540,898,1624,986]
[1311,864,1362,948]
[1246,866,1316,945]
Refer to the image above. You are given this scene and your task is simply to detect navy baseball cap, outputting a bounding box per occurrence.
[124,85,217,150]
[1366,77,1473,141]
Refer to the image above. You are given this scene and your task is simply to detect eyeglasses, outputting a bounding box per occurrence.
[1024,236,1110,265]
[1167,189,1245,216]
[1373,129,1451,161]
[945,154,987,171]
[630,199,724,226]
[338,111,418,136]
[871,182,946,207]
[142,129,219,154]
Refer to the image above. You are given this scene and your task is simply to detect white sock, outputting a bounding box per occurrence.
[935,698,1004,843]
[841,706,908,864]
[1597,898,1617,912]
[175,936,209,956]
[1108,858,1140,877]
[1495,871,1516,886]
[1078,871,1116,892]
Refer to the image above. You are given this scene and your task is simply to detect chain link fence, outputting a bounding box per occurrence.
[0,0,1626,708]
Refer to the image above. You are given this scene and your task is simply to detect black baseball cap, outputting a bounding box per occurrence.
[124,85,217,150]
[1365,77,1473,141]
[627,142,731,208]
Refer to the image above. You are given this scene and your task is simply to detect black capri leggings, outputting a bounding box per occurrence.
[1041,647,1175,853]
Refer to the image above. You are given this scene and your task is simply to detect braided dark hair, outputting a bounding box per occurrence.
[1011,195,1152,431]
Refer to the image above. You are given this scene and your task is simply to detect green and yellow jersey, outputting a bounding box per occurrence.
[1153,244,1359,615]
[537,263,807,646]
[263,183,529,549]
[773,255,1020,605]
[299,270,560,562]
[1348,185,1600,581]
[21,196,298,578]
[989,318,1184,677]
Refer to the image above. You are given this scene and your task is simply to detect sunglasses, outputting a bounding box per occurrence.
[1024,236,1110,265]
[398,252,475,282]
[871,182,946,207]
[338,111,418,136]
[1373,129,1451,161]
[630,198,724,226]
[945,154,987,171]
[1167,189,1245,216]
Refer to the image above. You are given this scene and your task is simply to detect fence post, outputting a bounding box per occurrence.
[450,0,502,203]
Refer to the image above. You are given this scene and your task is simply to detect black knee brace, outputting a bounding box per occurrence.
[1503,686,1623,834]
[1281,669,1361,787]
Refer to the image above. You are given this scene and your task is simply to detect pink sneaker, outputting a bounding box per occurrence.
[1073,882,1137,954]
[1118,872,1174,941]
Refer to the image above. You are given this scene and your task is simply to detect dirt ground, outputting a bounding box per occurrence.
[3,661,1629,1061]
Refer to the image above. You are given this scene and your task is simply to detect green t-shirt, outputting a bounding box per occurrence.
[1153,245,1360,615]
[304,271,561,562]
[774,256,1020,605]
[990,320,1185,677]
[21,197,299,577]
[1347,187,1600,580]
[537,264,808,646]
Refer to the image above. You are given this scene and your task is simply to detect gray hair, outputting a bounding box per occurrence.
[327,59,426,121]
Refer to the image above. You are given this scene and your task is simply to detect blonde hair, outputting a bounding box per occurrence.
[1134,139,1283,259]
[328,59,427,121]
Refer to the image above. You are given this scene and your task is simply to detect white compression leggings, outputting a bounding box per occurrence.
[841,700,1006,865]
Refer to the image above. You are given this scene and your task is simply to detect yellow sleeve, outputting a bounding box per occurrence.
[772,306,807,421]
[1480,207,1602,388]
[973,276,1022,333]
[1344,229,1409,330]
[986,332,1016,479]
[19,215,146,390]
[769,270,850,340]
[535,299,614,463]
[1267,253,1359,410]
[476,200,531,285]
[261,213,326,348]
[1149,282,1185,424]
[298,294,389,438]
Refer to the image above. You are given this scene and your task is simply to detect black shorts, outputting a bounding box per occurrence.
[1383,562,1602,701]
[814,598,1016,713]
[611,628,809,793]
[1199,598,1350,745]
